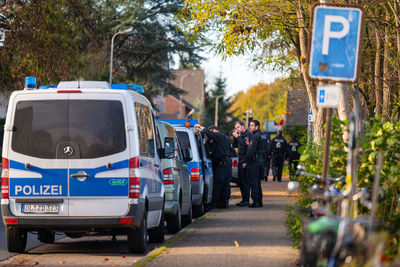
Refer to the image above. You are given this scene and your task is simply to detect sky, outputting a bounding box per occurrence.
[200,53,285,97]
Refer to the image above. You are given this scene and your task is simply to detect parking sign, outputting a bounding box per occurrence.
[309,4,364,82]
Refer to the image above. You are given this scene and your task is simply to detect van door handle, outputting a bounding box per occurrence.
[70,171,90,178]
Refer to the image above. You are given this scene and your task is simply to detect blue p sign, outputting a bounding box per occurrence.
[309,4,363,82]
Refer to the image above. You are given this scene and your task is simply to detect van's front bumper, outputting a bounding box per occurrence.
[1,199,146,231]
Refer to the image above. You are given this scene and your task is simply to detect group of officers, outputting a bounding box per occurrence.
[194,120,301,209]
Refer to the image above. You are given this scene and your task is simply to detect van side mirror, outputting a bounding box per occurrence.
[163,137,175,159]
[184,148,192,162]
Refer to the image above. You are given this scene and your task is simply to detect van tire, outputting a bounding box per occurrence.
[148,210,165,243]
[128,215,147,254]
[38,230,55,244]
[193,201,204,218]
[6,227,27,253]
[181,201,192,227]
[166,204,181,234]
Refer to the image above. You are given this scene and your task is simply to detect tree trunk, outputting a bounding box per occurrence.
[338,83,350,142]
[382,7,392,119]
[375,27,383,116]
[351,84,364,137]
[297,4,325,143]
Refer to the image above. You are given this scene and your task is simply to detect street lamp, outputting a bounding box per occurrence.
[215,94,225,127]
[178,72,195,119]
[109,27,133,84]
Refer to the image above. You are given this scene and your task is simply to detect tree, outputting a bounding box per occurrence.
[179,0,400,142]
[204,72,236,134]
[229,79,288,130]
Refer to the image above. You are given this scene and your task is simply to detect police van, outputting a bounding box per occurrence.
[158,119,213,218]
[1,78,165,253]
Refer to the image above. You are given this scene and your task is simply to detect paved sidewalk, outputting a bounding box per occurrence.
[143,178,299,267]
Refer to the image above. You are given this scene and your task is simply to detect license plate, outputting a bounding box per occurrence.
[21,204,59,214]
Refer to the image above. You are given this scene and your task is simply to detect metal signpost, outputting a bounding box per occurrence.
[309,2,364,186]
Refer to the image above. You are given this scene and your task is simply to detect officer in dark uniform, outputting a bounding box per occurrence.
[194,124,232,209]
[244,120,267,208]
[232,121,252,207]
[288,134,302,180]
[263,131,271,182]
[269,130,288,182]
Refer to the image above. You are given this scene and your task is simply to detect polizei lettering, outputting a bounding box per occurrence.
[15,185,62,196]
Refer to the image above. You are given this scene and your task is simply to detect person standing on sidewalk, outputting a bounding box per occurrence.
[232,121,252,207]
[269,130,288,182]
[263,131,271,182]
[244,120,267,208]
[194,124,232,209]
[287,134,302,180]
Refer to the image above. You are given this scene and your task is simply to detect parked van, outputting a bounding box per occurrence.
[158,120,213,218]
[1,79,165,254]
[155,121,192,233]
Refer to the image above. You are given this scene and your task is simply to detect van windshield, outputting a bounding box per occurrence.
[12,100,126,159]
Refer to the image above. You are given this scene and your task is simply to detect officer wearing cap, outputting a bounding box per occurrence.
[194,124,232,209]
[269,130,288,182]
[288,134,302,180]
[232,121,252,207]
[243,120,267,208]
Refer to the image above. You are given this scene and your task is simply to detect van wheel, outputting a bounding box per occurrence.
[148,210,165,243]
[181,201,192,227]
[128,215,148,254]
[65,233,84,239]
[166,204,181,234]
[193,202,204,218]
[38,230,55,244]
[6,227,27,253]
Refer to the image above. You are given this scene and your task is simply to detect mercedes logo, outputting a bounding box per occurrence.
[63,146,74,156]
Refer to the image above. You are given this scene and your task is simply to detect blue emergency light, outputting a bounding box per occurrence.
[111,84,144,94]
[156,119,199,127]
[39,85,58,89]
[24,77,37,89]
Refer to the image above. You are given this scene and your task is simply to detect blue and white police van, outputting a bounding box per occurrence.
[158,119,213,218]
[1,78,165,253]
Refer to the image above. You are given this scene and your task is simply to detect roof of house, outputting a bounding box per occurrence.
[170,69,204,106]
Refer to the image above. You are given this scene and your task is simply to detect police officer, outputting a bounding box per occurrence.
[232,121,252,207]
[263,131,271,182]
[244,120,267,208]
[269,130,288,182]
[194,124,232,209]
[288,134,302,180]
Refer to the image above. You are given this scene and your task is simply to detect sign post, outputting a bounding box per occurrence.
[308,2,364,187]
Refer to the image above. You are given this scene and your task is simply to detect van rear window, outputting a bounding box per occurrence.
[12,100,126,159]
[176,131,191,151]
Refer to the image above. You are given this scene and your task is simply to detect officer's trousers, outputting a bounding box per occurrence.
[247,160,263,204]
[272,155,284,182]
[238,160,250,202]
[288,158,299,180]
[264,158,271,181]
[212,160,232,207]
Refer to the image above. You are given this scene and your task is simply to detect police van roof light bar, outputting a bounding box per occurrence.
[39,85,58,89]
[111,84,144,94]
[156,119,199,127]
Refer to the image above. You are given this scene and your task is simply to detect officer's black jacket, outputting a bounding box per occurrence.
[288,140,302,160]
[232,130,252,160]
[202,129,231,161]
[269,134,288,158]
[245,129,267,163]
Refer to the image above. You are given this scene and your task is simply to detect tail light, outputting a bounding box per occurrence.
[315,211,325,217]
[163,168,174,184]
[129,157,140,199]
[1,158,9,199]
[190,167,200,181]
[232,159,238,168]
